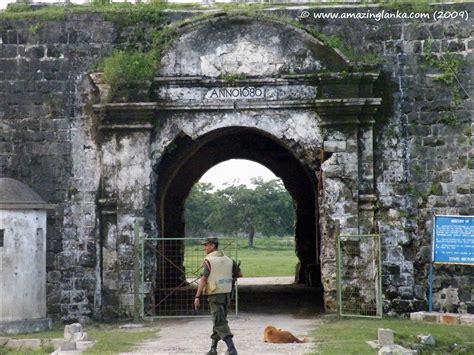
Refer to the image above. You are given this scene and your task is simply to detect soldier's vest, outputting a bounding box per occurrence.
[204,250,233,295]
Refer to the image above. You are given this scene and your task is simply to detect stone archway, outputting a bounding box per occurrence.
[154,126,320,286]
[92,13,381,316]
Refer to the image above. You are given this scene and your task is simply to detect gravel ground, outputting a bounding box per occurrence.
[121,312,322,355]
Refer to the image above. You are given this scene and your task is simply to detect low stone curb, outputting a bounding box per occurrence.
[410,312,474,325]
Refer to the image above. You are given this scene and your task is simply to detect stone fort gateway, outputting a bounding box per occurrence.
[0,2,472,324]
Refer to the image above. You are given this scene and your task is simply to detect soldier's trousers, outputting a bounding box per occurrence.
[208,293,233,341]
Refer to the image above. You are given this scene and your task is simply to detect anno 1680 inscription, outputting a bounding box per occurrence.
[205,87,267,100]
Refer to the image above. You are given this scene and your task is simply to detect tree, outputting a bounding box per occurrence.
[251,178,294,237]
[185,179,295,247]
[184,182,216,238]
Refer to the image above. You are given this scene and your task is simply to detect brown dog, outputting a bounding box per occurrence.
[263,325,308,343]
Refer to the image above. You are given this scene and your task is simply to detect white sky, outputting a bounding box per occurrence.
[200,159,278,189]
[1,0,12,9]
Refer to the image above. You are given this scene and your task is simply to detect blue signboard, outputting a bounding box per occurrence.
[433,215,474,265]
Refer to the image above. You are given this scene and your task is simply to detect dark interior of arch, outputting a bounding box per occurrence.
[155,127,321,289]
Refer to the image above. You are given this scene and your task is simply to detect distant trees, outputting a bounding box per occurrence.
[184,178,295,247]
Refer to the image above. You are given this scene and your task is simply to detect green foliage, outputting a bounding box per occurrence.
[424,38,465,105]
[468,158,474,170]
[184,182,217,239]
[317,33,384,64]
[221,73,247,82]
[185,179,295,246]
[410,163,424,178]
[103,3,166,28]
[2,3,69,20]
[28,22,42,34]
[312,316,474,355]
[96,25,177,99]
[149,26,178,62]
[5,2,34,13]
[101,50,155,100]
[91,0,112,7]
[438,113,461,127]
[1,2,166,23]
[429,182,443,196]
[378,0,433,13]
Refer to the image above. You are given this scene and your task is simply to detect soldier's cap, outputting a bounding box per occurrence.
[201,237,219,245]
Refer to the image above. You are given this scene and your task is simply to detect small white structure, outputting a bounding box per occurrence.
[0,178,52,334]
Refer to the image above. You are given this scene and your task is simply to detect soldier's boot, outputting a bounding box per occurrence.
[206,339,218,355]
[223,336,238,355]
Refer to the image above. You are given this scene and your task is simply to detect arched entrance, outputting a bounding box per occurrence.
[155,127,320,288]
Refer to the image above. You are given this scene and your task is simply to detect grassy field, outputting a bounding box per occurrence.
[184,236,298,278]
[3,323,159,355]
[311,315,474,354]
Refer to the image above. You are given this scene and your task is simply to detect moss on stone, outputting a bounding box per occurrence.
[429,182,443,196]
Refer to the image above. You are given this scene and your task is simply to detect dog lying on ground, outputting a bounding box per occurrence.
[263,325,309,343]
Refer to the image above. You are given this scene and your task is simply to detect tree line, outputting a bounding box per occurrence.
[184,178,295,247]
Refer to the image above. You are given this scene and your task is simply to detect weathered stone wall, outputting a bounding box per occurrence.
[0,14,116,321]
[293,2,473,315]
[0,3,472,321]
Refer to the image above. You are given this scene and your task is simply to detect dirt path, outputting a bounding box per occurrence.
[121,312,322,355]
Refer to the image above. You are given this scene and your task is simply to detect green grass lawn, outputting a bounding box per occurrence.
[311,315,474,354]
[3,323,159,355]
[184,236,298,277]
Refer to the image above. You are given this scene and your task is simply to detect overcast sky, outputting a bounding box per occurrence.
[200,159,278,189]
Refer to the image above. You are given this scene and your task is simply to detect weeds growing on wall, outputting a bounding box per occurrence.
[101,51,154,91]
[317,33,384,65]
[424,38,466,104]
[438,113,462,127]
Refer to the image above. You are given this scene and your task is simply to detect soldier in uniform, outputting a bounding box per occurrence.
[194,237,242,355]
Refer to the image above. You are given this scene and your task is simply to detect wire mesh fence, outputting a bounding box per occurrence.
[337,234,382,318]
[141,237,238,318]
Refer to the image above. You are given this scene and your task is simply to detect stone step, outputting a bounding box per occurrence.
[410,311,474,325]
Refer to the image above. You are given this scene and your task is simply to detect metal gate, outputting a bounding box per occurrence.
[337,234,382,318]
[141,237,238,319]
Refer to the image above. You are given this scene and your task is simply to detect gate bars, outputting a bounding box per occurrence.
[337,234,382,318]
[140,236,238,319]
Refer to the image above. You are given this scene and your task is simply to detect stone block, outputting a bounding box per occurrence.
[399,286,414,300]
[440,314,459,325]
[422,313,440,323]
[73,331,89,342]
[417,334,435,345]
[64,323,82,341]
[409,311,424,321]
[48,271,62,283]
[378,344,417,355]
[60,341,77,351]
[459,314,474,325]
[413,285,425,300]
[323,140,346,152]
[76,340,95,351]
[378,328,394,346]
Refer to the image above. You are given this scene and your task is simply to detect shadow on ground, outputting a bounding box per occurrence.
[238,283,325,316]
